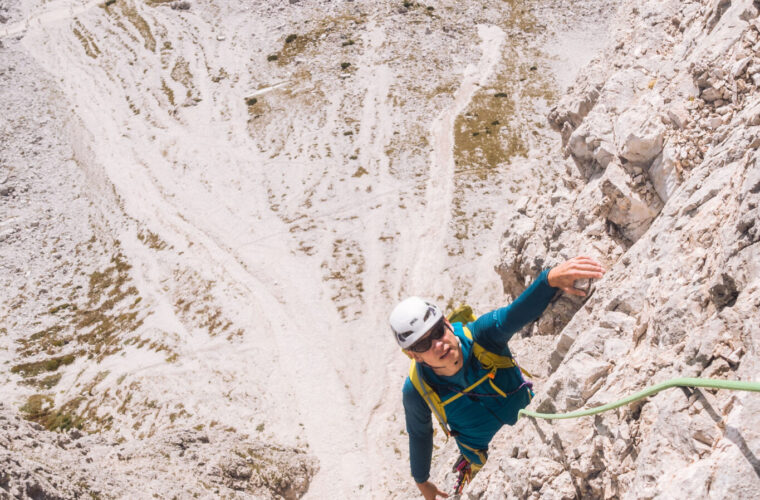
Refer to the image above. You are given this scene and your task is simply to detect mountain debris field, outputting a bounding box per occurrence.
[1,0,759,498]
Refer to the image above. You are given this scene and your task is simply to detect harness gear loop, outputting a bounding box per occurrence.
[452,452,486,495]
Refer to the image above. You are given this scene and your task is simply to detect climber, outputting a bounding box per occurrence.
[390,256,605,499]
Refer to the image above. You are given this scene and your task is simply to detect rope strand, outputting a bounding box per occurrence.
[518,377,760,420]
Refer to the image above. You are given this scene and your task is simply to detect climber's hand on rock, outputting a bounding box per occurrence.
[547,256,605,296]
[416,480,449,500]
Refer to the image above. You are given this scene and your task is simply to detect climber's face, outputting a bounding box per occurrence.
[408,318,463,376]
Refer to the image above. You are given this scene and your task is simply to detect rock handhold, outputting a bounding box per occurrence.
[566,111,615,177]
[615,107,666,165]
[666,102,690,129]
[649,145,680,203]
[700,86,723,102]
[708,273,739,309]
[601,161,663,242]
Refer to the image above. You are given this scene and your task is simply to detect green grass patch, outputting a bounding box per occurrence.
[73,24,101,59]
[49,303,72,314]
[272,14,364,67]
[21,395,85,431]
[137,229,169,250]
[161,79,175,106]
[11,354,76,377]
[118,1,156,51]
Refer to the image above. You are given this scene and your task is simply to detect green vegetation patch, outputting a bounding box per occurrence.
[137,228,169,250]
[446,1,555,261]
[453,59,554,179]
[26,373,64,390]
[161,79,175,106]
[321,238,365,320]
[17,325,65,358]
[117,1,156,51]
[73,21,101,59]
[452,0,551,178]
[18,251,144,364]
[78,270,142,355]
[273,14,365,66]
[21,394,85,432]
[172,272,235,337]
[11,354,76,377]
[20,372,63,390]
[453,94,526,178]
[170,56,194,97]
[49,303,72,314]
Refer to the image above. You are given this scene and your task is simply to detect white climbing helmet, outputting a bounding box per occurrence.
[389,296,443,349]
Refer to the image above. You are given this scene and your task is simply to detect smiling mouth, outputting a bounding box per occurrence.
[440,348,450,360]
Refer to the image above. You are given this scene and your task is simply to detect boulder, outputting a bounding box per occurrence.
[601,161,663,242]
[666,102,690,129]
[615,108,666,165]
[567,111,616,174]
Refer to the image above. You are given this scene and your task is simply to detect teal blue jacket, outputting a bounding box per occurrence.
[402,270,557,483]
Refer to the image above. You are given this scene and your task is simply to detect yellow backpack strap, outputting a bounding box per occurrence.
[462,325,516,370]
[408,322,534,438]
[471,342,516,370]
[409,360,450,436]
[462,325,474,340]
[464,325,533,380]
[441,370,500,405]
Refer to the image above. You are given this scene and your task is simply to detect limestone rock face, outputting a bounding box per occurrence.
[1,0,758,497]
[0,403,318,499]
[615,107,666,165]
[484,0,760,498]
[649,145,680,202]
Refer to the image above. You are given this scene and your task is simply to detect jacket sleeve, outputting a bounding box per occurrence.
[471,269,558,351]
[402,377,434,484]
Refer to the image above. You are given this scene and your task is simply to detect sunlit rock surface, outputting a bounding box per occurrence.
[2,0,758,498]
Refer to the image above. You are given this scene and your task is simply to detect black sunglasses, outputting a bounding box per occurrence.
[408,320,448,353]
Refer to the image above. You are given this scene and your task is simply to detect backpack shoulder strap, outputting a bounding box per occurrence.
[409,360,450,436]
[463,325,520,374]
[407,314,532,436]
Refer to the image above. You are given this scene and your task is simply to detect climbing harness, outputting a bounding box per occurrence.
[452,453,484,495]
[518,377,760,420]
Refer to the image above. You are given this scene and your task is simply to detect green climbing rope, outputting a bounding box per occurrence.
[518,377,760,420]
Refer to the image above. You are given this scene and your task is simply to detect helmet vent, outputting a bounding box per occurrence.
[423,305,436,322]
[397,330,414,342]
